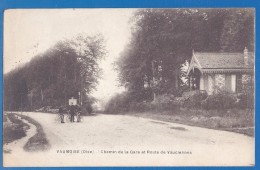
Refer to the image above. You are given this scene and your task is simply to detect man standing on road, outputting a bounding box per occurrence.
[69,105,76,122]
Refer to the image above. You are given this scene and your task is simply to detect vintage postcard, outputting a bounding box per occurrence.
[3,8,255,167]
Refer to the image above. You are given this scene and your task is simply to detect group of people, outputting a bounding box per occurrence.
[58,105,81,123]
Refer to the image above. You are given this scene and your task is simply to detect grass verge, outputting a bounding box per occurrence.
[3,113,29,145]
[15,113,51,152]
[116,108,254,137]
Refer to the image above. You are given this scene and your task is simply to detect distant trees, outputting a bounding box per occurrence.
[116,8,254,103]
[4,34,106,111]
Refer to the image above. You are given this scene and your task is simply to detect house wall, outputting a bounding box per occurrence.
[200,75,204,90]
[236,74,253,93]
[215,74,225,90]
[202,73,239,94]
[231,75,236,92]
[191,72,253,94]
[204,75,208,91]
[241,74,254,92]
[208,75,214,94]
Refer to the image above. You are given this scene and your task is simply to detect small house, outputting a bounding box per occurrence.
[187,48,254,94]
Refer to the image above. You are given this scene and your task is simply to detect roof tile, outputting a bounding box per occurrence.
[194,52,254,69]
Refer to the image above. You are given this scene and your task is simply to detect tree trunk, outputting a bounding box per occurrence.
[174,68,179,92]
[74,68,77,83]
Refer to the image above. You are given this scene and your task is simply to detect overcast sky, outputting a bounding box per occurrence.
[4,9,136,100]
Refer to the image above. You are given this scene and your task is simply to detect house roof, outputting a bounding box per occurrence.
[195,52,254,69]
[187,51,254,75]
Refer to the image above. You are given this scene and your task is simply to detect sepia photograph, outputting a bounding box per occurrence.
[3,8,255,166]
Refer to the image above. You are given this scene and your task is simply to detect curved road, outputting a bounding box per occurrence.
[4,112,254,167]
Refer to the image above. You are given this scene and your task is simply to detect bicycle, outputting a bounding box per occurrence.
[55,113,64,123]
[55,111,83,123]
[75,112,84,122]
[54,112,70,123]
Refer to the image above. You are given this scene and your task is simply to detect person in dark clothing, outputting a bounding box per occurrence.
[69,105,76,122]
[58,107,65,123]
[76,105,81,122]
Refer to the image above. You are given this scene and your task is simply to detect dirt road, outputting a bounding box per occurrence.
[4,112,254,166]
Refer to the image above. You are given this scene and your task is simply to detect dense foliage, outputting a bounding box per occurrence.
[182,91,208,109]
[104,92,130,114]
[4,34,106,111]
[201,91,237,110]
[115,8,254,103]
[236,91,254,109]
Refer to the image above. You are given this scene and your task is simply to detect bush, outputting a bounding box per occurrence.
[152,94,175,110]
[236,92,254,109]
[105,93,178,113]
[201,91,237,110]
[172,97,185,107]
[104,93,130,114]
[182,90,208,108]
[128,102,148,112]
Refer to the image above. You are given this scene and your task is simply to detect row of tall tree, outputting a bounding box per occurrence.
[116,8,254,102]
[4,34,106,111]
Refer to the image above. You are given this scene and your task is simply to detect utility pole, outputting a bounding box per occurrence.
[77,57,83,107]
[80,70,83,106]
[78,92,81,106]
[152,60,156,101]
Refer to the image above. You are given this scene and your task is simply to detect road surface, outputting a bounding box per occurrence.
[4,112,254,166]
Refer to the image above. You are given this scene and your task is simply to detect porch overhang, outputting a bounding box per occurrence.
[187,53,202,76]
[201,68,254,74]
